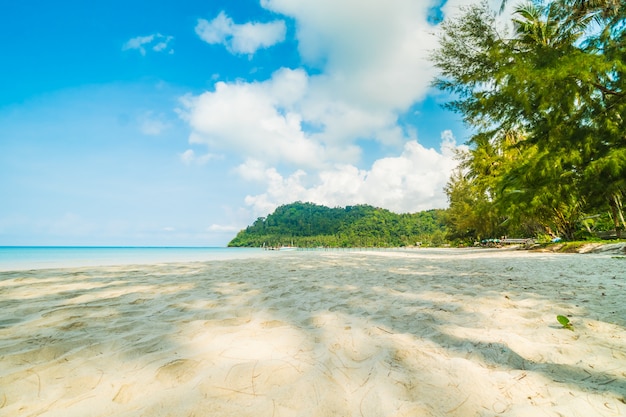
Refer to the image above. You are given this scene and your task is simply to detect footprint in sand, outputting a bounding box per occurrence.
[112,384,134,404]
[155,359,200,386]
[260,320,286,329]
[60,321,86,331]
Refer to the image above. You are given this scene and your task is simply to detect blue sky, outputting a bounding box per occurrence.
[0,0,509,246]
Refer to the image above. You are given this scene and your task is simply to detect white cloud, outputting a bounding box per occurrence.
[242,165,309,216]
[123,33,174,55]
[195,11,286,55]
[242,131,466,217]
[179,149,216,166]
[261,0,439,108]
[180,149,196,165]
[179,68,329,168]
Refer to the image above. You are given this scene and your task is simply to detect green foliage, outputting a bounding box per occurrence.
[228,202,448,248]
[556,315,574,330]
[433,0,626,241]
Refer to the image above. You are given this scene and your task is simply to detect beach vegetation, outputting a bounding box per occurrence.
[432,0,625,243]
[557,314,574,330]
[228,202,447,248]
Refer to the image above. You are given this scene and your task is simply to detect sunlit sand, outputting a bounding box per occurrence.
[1,248,625,416]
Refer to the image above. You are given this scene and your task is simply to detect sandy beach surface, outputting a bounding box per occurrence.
[1,248,625,416]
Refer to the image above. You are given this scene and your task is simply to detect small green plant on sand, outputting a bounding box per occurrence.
[557,315,574,331]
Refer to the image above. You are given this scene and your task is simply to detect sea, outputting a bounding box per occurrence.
[0,247,272,271]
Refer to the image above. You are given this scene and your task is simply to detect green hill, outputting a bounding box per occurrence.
[228,202,447,248]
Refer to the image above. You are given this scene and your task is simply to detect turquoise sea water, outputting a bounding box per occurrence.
[0,247,271,271]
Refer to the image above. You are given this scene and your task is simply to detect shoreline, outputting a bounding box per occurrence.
[1,250,624,416]
[1,242,624,273]
[0,247,272,272]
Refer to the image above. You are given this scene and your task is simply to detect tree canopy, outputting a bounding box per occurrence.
[432,0,625,242]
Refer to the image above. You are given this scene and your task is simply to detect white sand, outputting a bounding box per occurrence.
[1,248,625,416]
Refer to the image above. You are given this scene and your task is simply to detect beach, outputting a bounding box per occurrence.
[1,248,625,416]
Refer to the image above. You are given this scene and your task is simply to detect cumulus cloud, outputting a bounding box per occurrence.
[123,33,174,55]
[195,11,286,55]
[261,0,439,109]
[242,131,467,216]
[179,68,330,168]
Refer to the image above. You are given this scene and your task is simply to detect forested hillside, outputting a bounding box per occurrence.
[228,202,447,247]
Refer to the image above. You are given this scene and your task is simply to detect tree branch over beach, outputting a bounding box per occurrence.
[432,0,625,241]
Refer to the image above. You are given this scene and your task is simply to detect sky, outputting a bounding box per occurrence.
[0,0,514,247]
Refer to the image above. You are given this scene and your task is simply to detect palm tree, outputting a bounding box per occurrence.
[569,0,622,21]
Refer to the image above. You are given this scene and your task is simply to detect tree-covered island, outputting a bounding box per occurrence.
[228,202,447,248]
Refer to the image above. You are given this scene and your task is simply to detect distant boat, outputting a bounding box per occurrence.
[279,246,297,251]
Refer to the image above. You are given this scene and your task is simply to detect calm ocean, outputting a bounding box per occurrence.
[0,247,271,271]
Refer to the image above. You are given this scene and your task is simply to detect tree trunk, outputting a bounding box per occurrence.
[553,208,577,240]
[609,195,623,239]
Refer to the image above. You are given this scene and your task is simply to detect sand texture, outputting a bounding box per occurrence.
[1,249,625,416]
